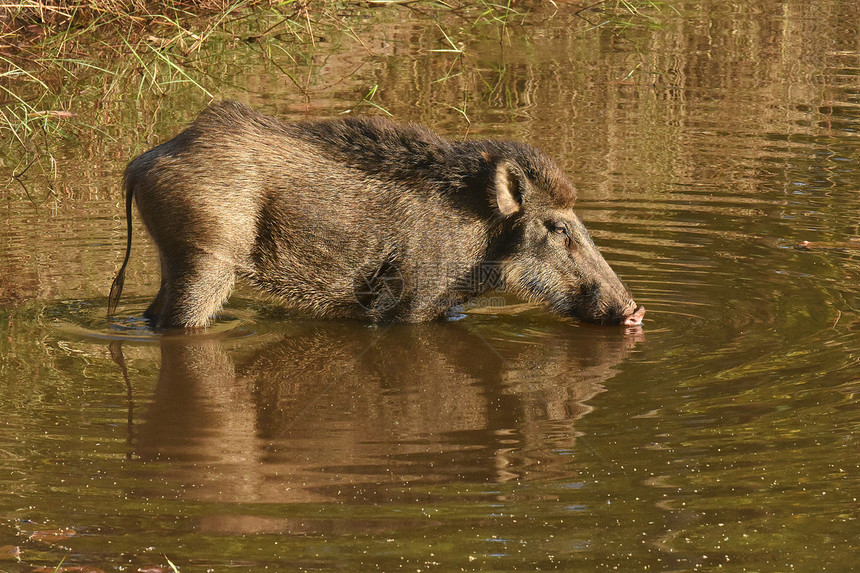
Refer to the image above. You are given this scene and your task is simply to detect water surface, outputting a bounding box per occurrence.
[1,1,858,571]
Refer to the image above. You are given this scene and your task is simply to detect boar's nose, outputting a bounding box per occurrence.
[622,306,646,326]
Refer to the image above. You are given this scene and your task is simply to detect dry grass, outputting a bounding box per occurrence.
[0,0,661,186]
[2,1,248,34]
[1,0,304,188]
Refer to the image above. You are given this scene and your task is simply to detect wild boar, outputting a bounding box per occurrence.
[108,101,645,328]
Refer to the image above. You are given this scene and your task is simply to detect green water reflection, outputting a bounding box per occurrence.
[1,1,858,571]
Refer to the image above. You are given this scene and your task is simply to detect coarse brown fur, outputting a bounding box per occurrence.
[108,101,643,328]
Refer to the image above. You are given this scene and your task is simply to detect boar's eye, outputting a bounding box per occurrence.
[548,221,576,250]
[550,222,569,236]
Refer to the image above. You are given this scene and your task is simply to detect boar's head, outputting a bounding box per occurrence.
[484,147,645,326]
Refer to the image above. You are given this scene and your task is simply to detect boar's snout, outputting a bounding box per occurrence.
[590,301,645,327]
[574,278,644,326]
[623,305,646,326]
[590,298,646,327]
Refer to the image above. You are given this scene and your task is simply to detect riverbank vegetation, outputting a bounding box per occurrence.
[2,1,518,154]
[2,2,344,141]
[1,0,676,194]
[0,0,664,126]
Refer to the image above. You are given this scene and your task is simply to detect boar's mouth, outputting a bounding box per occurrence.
[577,281,645,326]
[551,289,645,326]
[585,304,646,326]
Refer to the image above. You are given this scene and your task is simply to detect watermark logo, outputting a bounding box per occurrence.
[353,264,405,312]
[352,261,507,312]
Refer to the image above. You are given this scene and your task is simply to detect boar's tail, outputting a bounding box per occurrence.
[107,176,134,318]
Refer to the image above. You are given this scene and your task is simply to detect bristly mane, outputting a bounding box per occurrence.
[196,101,577,206]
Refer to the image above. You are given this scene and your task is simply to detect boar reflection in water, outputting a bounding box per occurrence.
[108,101,644,328]
[134,322,643,510]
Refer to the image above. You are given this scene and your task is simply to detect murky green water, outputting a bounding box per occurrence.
[1,2,858,571]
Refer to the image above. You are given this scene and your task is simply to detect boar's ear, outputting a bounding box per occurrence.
[491,158,527,217]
